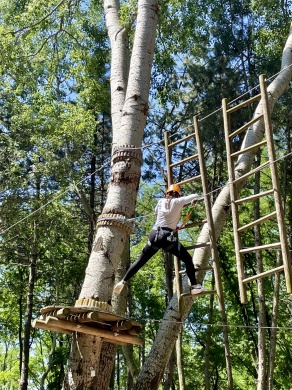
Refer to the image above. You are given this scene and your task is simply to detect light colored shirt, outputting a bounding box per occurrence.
[153,194,201,230]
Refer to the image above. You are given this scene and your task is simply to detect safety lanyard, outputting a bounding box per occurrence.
[175,200,198,232]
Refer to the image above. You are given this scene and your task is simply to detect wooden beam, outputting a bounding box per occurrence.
[226,93,261,114]
[232,161,270,184]
[33,319,72,335]
[175,176,202,186]
[243,265,284,283]
[168,132,195,148]
[229,114,264,139]
[44,317,143,346]
[170,153,199,168]
[237,211,277,233]
[235,189,274,205]
[240,242,281,253]
[230,139,267,158]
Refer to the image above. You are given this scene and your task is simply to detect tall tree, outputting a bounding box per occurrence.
[62,1,159,388]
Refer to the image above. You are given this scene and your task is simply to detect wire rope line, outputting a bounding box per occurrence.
[198,63,292,123]
[2,65,292,235]
[126,150,292,224]
[0,159,111,235]
[137,316,292,330]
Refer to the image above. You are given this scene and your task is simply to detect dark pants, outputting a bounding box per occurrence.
[123,228,197,285]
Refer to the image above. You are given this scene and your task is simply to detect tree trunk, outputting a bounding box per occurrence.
[176,330,185,390]
[204,274,216,390]
[267,251,281,390]
[62,1,159,388]
[19,221,37,390]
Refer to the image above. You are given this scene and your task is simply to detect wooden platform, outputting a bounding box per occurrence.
[32,300,143,346]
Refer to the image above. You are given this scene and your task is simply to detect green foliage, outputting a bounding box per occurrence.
[0,0,292,388]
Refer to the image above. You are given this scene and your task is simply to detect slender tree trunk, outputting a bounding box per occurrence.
[176,330,185,390]
[267,251,281,390]
[204,273,215,390]
[19,221,37,390]
[253,154,267,390]
[63,1,159,388]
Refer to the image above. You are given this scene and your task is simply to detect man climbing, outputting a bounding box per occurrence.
[114,184,206,295]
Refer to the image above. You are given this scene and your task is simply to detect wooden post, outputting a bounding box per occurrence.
[222,98,248,304]
[194,115,234,389]
[259,74,292,293]
[164,131,173,186]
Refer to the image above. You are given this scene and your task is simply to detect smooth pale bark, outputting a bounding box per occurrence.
[62,1,159,389]
[133,23,292,390]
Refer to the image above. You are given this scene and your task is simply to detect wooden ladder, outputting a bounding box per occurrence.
[223,74,292,304]
[164,121,233,387]
[164,122,221,312]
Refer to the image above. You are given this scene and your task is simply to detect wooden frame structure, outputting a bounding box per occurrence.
[223,73,292,304]
[33,299,143,346]
[164,121,233,387]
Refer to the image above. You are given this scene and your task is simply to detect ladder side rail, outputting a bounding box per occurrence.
[194,115,234,389]
[164,131,173,186]
[222,98,248,304]
[174,252,183,313]
[164,131,184,310]
[259,74,292,293]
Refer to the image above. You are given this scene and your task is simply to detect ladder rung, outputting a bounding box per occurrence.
[178,220,206,231]
[242,265,284,284]
[232,161,270,184]
[237,211,277,233]
[168,132,195,148]
[230,139,267,158]
[185,242,210,250]
[181,290,217,298]
[235,189,274,205]
[170,153,199,168]
[226,93,261,114]
[240,242,281,254]
[179,266,213,274]
[175,176,202,186]
[229,114,264,139]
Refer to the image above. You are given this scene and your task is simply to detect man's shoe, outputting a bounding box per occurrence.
[191,284,206,295]
[113,280,126,295]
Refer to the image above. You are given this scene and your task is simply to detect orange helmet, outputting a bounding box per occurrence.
[166,184,181,196]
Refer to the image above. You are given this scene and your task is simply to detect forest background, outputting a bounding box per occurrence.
[0,0,292,389]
